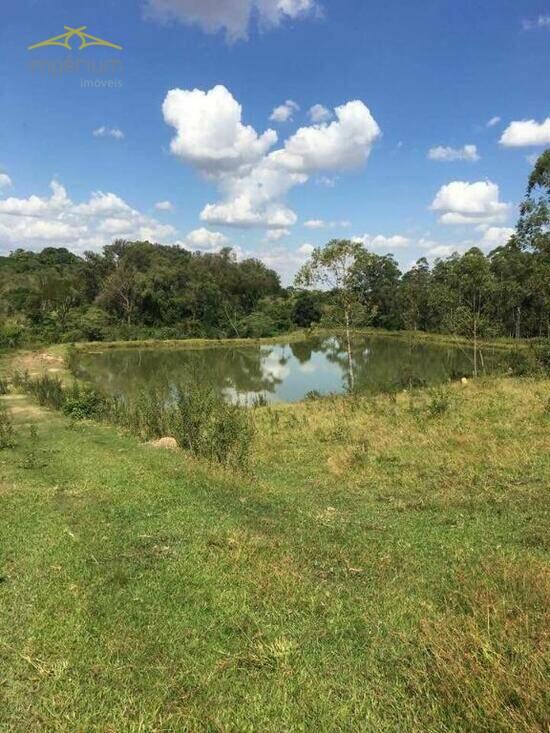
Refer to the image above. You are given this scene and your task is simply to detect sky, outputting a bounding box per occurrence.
[1,0,549,283]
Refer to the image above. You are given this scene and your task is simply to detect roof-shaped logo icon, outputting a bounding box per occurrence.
[28,26,122,51]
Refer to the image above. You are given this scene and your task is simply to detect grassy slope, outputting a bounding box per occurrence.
[26,326,533,354]
[0,366,549,731]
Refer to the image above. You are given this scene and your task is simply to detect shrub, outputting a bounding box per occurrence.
[62,383,105,420]
[0,403,15,449]
[170,383,254,469]
[426,387,452,417]
[503,348,539,376]
[27,373,65,410]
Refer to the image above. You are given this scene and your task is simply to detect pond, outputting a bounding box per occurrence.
[76,334,504,405]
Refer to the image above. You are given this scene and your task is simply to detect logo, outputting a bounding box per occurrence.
[28,25,122,51]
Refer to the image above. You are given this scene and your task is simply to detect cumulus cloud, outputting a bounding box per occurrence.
[499,118,550,147]
[430,180,510,225]
[178,227,230,252]
[143,0,320,41]
[352,233,410,250]
[522,14,550,30]
[271,100,381,173]
[478,226,515,249]
[270,100,299,123]
[92,126,125,140]
[265,228,289,241]
[308,104,332,123]
[163,85,381,230]
[304,218,350,229]
[427,144,479,162]
[255,242,315,284]
[163,85,278,175]
[486,116,501,128]
[0,180,175,253]
[0,173,12,189]
[155,200,174,211]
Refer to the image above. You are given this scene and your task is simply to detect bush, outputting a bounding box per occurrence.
[426,387,452,417]
[27,373,65,410]
[0,403,15,449]
[62,383,105,420]
[170,383,254,469]
[503,348,540,376]
[0,322,25,349]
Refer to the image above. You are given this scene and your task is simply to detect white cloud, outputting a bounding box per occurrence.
[255,243,314,284]
[499,118,550,147]
[522,14,550,30]
[178,227,230,252]
[0,180,175,253]
[163,86,381,230]
[304,218,350,229]
[479,226,514,249]
[155,200,174,211]
[265,228,289,241]
[163,85,277,175]
[92,126,125,140]
[430,180,510,225]
[270,100,299,123]
[486,116,501,128]
[427,144,479,162]
[143,0,320,41]
[272,100,381,173]
[0,173,12,189]
[308,104,332,123]
[316,175,337,187]
[353,233,410,250]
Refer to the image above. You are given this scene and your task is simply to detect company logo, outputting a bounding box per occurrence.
[28,25,122,51]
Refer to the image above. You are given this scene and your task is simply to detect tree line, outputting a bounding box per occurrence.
[0,151,548,348]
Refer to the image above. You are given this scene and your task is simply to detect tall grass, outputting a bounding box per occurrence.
[0,402,15,449]
[15,372,254,470]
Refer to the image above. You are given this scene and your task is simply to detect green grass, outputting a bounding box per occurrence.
[54,326,534,355]
[0,373,549,731]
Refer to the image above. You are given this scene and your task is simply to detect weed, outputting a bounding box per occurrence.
[426,387,452,417]
[170,382,254,469]
[0,376,9,395]
[0,403,15,449]
[19,425,46,469]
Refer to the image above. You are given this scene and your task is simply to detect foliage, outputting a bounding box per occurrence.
[62,383,106,420]
[0,152,548,349]
[170,383,254,469]
[0,402,15,448]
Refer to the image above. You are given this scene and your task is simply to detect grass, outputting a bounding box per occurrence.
[48,326,535,355]
[0,363,548,731]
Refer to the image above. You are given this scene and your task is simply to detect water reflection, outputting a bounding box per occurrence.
[78,335,501,405]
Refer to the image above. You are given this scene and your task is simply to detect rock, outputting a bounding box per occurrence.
[148,436,178,450]
[461,377,468,385]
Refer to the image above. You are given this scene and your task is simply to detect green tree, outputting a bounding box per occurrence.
[296,239,364,390]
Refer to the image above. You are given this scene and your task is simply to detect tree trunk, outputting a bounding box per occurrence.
[344,304,354,392]
[515,306,521,340]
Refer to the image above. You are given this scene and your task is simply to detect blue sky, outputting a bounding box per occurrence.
[1,0,549,281]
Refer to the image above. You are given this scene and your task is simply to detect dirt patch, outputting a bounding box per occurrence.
[147,436,178,450]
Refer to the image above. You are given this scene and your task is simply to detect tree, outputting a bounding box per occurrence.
[97,262,142,326]
[351,251,402,329]
[295,239,364,390]
[291,291,322,328]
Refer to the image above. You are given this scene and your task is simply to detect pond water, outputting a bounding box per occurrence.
[77,335,503,405]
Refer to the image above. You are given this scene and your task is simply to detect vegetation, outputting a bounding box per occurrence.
[0,370,548,731]
[1,150,548,347]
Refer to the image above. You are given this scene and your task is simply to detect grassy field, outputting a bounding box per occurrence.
[0,351,549,731]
